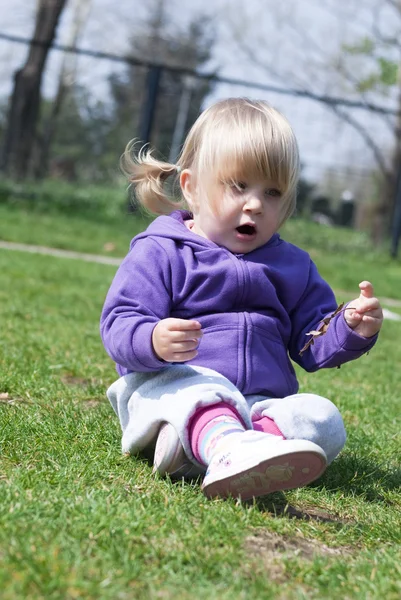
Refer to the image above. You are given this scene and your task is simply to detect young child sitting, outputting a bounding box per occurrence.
[100,98,383,500]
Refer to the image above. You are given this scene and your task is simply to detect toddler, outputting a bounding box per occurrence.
[100,98,383,501]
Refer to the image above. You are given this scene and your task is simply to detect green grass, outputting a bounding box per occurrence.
[0,205,150,258]
[1,203,401,598]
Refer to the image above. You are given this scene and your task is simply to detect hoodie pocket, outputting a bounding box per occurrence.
[248,322,297,397]
[188,315,242,388]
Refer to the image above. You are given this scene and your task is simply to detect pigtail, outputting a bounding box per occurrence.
[121,141,184,215]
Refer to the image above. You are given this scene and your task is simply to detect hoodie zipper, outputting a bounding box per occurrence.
[234,254,251,392]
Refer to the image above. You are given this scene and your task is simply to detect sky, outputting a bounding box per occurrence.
[0,0,398,198]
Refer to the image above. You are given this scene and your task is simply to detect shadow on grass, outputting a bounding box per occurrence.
[254,454,401,513]
[254,492,349,524]
[147,449,401,518]
[252,454,401,522]
[309,453,401,503]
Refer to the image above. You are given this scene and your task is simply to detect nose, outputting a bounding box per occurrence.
[243,193,263,214]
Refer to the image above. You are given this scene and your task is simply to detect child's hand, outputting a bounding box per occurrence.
[152,318,203,362]
[344,281,383,338]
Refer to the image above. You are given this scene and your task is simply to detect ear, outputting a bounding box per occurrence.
[180,169,198,212]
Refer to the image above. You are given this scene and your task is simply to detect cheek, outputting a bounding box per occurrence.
[267,201,282,218]
[204,201,231,224]
[262,207,281,231]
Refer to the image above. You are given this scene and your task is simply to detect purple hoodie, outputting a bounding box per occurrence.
[100,210,377,397]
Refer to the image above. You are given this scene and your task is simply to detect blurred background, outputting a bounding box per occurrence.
[0,0,400,255]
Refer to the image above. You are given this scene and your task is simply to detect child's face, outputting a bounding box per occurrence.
[183,173,283,254]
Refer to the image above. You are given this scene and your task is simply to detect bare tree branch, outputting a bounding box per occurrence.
[328,105,390,178]
[228,27,320,95]
[228,9,392,176]
[284,18,396,134]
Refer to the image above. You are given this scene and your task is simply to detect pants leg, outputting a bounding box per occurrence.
[248,393,346,464]
[106,365,252,468]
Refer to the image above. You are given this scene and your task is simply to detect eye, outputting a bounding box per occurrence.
[265,188,282,198]
[231,181,247,192]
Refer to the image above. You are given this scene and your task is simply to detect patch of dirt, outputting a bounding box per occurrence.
[61,375,92,387]
[276,503,352,524]
[244,529,352,581]
[60,377,105,408]
[80,399,104,409]
[246,530,350,559]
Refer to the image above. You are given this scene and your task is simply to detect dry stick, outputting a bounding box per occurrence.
[299,303,356,356]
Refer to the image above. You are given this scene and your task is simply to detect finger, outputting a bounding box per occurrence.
[361,314,382,323]
[347,311,363,323]
[362,307,383,318]
[166,319,202,332]
[351,306,382,323]
[345,304,361,319]
[359,281,374,299]
[354,298,381,313]
[169,329,203,342]
[171,350,199,362]
[171,340,200,352]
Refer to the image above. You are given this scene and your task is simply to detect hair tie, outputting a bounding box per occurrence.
[175,165,182,173]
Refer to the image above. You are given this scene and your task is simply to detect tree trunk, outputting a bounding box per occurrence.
[35,0,91,179]
[0,0,67,179]
[372,65,401,245]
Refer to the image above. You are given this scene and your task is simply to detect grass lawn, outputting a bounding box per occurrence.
[1,205,401,599]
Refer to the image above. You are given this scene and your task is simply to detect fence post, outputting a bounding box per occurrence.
[168,75,195,163]
[138,65,162,145]
[391,166,401,258]
[338,190,355,227]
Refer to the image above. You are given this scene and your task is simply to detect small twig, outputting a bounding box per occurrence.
[299,303,355,356]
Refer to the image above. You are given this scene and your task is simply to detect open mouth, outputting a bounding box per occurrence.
[236,224,256,236]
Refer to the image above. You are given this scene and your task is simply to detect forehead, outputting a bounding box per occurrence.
[198,122,294,191]
[206,144,285,189]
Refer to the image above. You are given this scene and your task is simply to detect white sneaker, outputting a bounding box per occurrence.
[201,431,327,501]
[153,422,204,479]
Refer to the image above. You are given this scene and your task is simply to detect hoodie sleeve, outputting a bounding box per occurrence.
[100,237,172,371]
[288,259,378,372]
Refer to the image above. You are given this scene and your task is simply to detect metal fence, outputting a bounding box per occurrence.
[0,31,400,253]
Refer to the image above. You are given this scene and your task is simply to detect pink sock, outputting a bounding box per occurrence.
[188,403,246,465]
[252,415,285,438]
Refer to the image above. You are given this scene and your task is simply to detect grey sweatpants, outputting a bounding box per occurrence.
[107,365,346,470]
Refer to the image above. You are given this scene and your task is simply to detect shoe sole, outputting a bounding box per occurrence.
[153,422,186,475]
[153,422,205,479]
[202,449,327,501]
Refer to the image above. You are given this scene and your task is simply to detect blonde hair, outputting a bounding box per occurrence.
[122,98,300,225]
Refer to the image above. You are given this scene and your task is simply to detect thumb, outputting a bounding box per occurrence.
[359,281,374,299]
